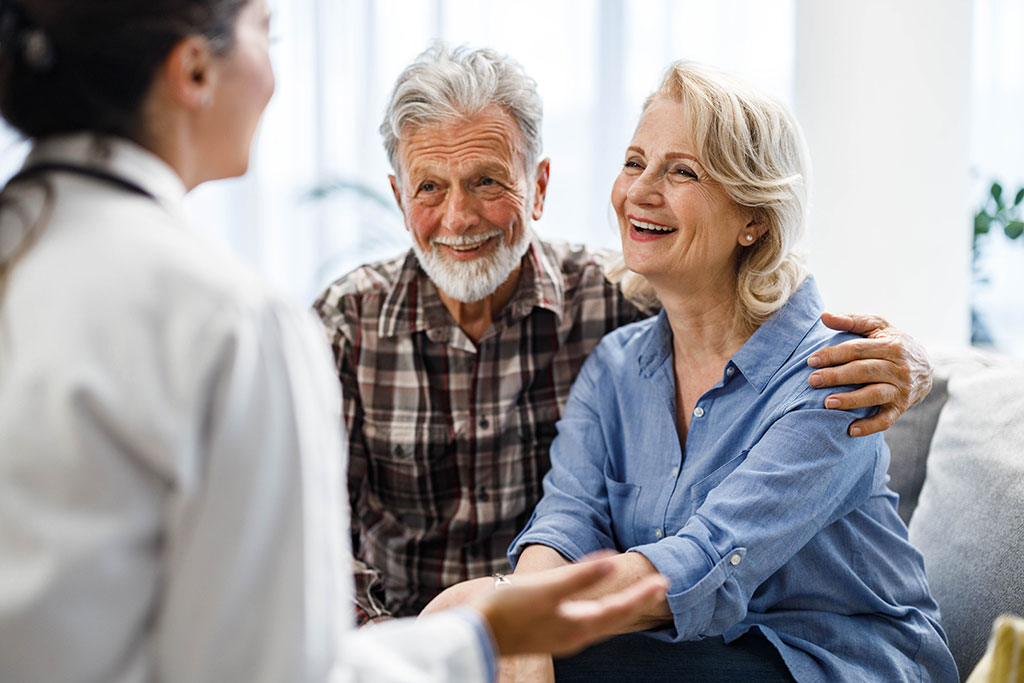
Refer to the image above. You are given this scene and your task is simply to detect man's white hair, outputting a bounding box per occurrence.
[380,42,544,178]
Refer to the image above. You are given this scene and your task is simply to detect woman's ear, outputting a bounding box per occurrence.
[160,36,218,111]
[738,210,769,246]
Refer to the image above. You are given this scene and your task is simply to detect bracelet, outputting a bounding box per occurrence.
[492,572,512,589]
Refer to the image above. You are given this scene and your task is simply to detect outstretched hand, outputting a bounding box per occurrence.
[808,312,933,437]
[471,559,668,658]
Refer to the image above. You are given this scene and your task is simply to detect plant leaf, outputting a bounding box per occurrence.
[1006,220,1024,240]
[975,211,992,235]
[992,182,1004,202]
[1015,188,1024,206]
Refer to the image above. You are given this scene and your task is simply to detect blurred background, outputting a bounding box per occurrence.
[2,0,1021,353]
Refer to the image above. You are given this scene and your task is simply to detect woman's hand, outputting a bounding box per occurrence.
[419,576,493,617]
[808,312,933,436]
[499,654,554,683]
[418,551,670,658]
[471,558,668,657]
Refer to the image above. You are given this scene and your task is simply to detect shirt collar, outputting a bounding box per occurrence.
[377,230,565,339]
[637,275,824,393]
[731,276,823,392]
[25,133,188,211]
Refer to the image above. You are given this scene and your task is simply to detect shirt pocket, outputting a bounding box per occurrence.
[362,420,456,521]
[687,450,750,518]
[606,478,642,550]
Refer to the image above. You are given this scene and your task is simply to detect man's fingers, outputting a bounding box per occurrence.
[820,311,891,337]
[847,404,900,437]
[808,336,905,370]
[822,383,901,411]
[809,358,905,392]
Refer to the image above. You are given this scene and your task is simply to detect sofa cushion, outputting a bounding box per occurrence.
[883,374,949,524]
[908,362,1024,678]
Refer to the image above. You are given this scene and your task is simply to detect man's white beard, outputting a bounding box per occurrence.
[412,226,532,303]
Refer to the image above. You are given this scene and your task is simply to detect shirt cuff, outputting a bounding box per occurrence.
[631,536,747,640]
[508,525,593,568]
[448,607,498,682]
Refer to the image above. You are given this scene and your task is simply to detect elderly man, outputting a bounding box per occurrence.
[313,44,932,625]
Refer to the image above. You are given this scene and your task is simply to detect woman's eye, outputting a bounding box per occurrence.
[675,167,698,180]
[623,160,643,171]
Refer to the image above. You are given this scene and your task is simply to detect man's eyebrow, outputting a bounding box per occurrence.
[475,163,515,178]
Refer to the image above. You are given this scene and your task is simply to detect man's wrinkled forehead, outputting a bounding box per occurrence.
[395,106,530,180]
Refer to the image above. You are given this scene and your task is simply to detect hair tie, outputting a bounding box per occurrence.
[0,0,56,71]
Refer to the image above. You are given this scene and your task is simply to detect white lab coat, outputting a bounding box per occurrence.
[0,134,492,683]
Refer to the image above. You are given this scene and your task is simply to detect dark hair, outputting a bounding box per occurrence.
[0,0,249,305]
[0,0,248,140]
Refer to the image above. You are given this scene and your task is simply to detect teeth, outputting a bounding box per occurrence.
[437,235,495,251]
[631,219,676,232]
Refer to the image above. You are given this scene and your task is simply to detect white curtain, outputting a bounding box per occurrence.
[970,0,1024,349]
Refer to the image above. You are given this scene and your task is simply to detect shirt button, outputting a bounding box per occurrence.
[693,406,705,418]
[730,553,742,566]
[670,466,679,478]
[726,366,736,377]
[654,528,663,539]
[479,418,489,429]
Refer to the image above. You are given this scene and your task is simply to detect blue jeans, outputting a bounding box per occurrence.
[553,632,796,682]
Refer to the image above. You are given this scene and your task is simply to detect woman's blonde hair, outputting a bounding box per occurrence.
[607,61,811,329]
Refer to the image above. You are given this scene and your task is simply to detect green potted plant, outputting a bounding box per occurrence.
[972,181,1024,345]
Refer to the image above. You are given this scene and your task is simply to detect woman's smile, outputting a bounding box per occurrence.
[628,215,679,240]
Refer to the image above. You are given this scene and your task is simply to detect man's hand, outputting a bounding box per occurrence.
[808,312,933,437]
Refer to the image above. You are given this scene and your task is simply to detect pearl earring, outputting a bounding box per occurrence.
[744,234,754,243]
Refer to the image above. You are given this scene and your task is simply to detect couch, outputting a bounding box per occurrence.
[882,348,1024,680]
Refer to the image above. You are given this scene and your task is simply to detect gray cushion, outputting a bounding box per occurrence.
[908,363,1024,679]
[883,374,950,524]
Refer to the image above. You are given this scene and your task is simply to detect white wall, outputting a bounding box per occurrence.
[794,0,973,348]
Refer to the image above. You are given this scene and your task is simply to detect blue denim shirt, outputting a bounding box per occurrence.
[510,277,957,682]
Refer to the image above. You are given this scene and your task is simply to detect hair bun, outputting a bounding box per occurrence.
[0,0,56,71]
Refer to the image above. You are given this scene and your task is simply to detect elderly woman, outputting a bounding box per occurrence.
[425,61,958,683]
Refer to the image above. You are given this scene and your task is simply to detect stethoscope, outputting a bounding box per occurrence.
[6,161,156,200]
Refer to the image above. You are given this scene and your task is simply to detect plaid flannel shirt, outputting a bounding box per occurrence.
[314,235,649,623]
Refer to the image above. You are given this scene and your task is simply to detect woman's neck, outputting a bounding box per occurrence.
[652,272,753,368]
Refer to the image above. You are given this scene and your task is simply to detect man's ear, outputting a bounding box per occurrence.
[388,175,406,219]
[530,158,550,221]
[160,35,217,111]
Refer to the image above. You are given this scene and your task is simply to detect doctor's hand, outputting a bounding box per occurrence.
[808,312,933,437]
[468,559,668,658]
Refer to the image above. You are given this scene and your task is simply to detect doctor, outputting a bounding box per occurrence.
[0,1,666,681]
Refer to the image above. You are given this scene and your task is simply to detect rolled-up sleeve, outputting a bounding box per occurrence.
[633,401,880,640]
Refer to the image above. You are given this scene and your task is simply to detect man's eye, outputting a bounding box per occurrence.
[419,182,437,192]
[479,177,496,186]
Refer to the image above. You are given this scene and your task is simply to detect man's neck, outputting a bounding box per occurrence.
[438,262,523,344]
